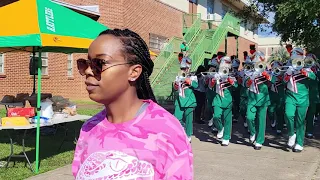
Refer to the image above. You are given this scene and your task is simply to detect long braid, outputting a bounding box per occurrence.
[99,29,157,103]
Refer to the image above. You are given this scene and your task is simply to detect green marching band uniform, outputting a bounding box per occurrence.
[173,74,198,142]
[244,64,276,150]
[267,61,286,134]
[171,44,319,153]
[283,48,316,152]
[305,54,320,138]
[209,57,238,146]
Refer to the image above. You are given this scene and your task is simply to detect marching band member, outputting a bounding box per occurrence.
[283,47,317,152]
[244,48,276,150]
[206,63,218,128]
[238,59,253,129]
[304,52,320,139]
[267,61,286,134]
[210,57,238,146]
[173,72,198,142]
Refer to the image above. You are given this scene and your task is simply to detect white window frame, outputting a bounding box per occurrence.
[149,33,168,51]
[31,52,49,75]
[67,54,73,77]
[0,53,4,74]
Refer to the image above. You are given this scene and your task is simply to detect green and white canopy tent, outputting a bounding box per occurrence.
[0,0,107,173]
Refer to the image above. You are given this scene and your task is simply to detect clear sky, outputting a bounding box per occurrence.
[258,12,277,37]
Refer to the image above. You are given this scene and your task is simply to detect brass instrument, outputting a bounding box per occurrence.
[243,63,254,71]
[304,56,315,67]
[254,61,267,74]
[271,66,286,76]
[218,66,229,79]
[292,58,304,70]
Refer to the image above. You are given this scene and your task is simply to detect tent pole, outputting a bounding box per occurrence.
[32,47,36,95]
[35,48,42,174]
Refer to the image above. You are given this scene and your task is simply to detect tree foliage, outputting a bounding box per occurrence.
[236,0,320,50]
[267,47,290,64]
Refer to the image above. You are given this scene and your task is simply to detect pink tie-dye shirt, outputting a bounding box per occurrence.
[72,100,193,180]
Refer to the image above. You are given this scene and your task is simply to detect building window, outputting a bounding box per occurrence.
[31,52,49,75]
[149,33,168,51]
[67,54,73,77]
[0,53,4,74]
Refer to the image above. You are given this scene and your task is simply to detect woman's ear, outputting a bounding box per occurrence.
[128,64,142,82]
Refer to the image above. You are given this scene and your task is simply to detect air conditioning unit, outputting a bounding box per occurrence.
[207,14,216,20]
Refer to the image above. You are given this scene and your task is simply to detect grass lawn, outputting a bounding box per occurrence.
[0,107,102,180]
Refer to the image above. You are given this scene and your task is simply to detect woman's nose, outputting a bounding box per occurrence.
[84,65,94,76]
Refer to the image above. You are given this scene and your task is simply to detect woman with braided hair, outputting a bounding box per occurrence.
[72,29,193,179]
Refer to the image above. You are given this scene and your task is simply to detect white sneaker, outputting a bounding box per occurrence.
[271,120,276,128]
[208,119,213,127]
[250,134,255,143]
[188,136,192,143]
[217,128,224,139]
[244,122,248,128]
[254,143,262,150]
[221,139,229,146]
[287,134,296,148]
[276,130,282,134]
[293,144,303,152]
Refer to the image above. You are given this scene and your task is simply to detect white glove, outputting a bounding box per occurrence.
[286,67,294,75]
[214,73,221,80]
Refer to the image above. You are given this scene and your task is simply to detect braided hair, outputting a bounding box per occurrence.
[98,29,157,103]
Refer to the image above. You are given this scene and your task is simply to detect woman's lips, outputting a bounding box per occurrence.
[86,85,98,91]
[85,81,98,92]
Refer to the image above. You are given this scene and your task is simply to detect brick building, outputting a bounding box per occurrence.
[0,0,259,100]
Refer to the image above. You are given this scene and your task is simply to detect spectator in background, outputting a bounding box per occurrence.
[180,53,192,74]
[180,40,189,56]
[194,65,207,124]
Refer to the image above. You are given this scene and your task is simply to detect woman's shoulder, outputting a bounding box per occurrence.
[81,109,106,132]
[144,101,187,136]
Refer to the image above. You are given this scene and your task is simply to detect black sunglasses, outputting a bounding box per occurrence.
[77,58,131,76]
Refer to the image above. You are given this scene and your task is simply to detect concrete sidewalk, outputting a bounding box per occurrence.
[28,121,320,180]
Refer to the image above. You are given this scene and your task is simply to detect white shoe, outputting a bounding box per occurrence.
[250,134,255,143]
[217,128,224,139]
[271,120,276,128]
[188,136,192,143]
[244,122,248,128]
[293,144,303,152]
[276,130,282,134]
[208,119,213,127]
[287,134,296,148]
[221,139,229,146]
[254,143,262,150]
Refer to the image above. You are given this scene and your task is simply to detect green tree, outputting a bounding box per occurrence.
[236,0,320,50]
[267,47,290,64]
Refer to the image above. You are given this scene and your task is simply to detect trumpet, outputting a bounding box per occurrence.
[271,66,287,76]
[243,63,254,71]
